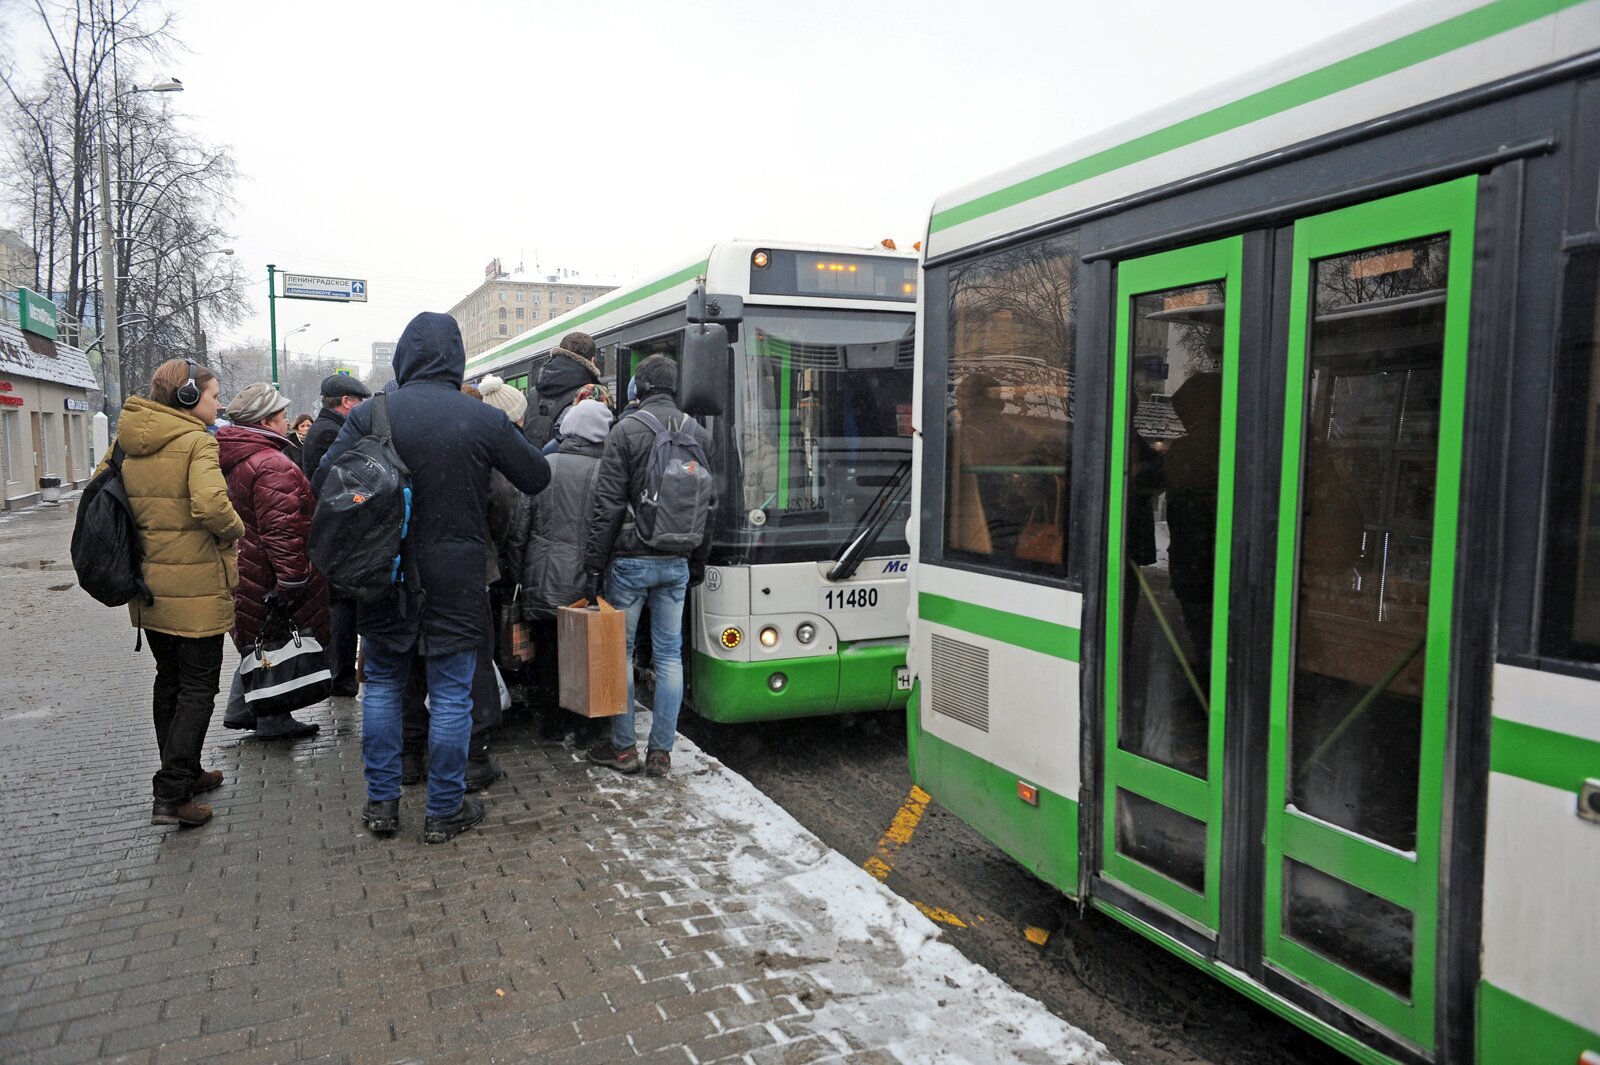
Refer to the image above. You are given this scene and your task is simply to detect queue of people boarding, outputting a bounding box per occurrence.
[93,311,715,844]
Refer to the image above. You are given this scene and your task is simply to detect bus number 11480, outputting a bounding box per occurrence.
[822,587,880,611]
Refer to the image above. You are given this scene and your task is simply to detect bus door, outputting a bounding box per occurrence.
[1102,237,1243,937]
[1101,179,1477,1053]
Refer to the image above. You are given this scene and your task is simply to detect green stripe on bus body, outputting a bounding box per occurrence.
[465,260,710,372]
[1477,980,1600,1064]
[914,725,1078,895]
[1490,717,1600,793]
[918,592,1080,661]
[929,0,1587,234]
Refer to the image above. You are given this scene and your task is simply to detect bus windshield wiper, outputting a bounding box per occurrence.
[828,458,912,582]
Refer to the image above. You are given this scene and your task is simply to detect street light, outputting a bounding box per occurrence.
[317,337,340,360]
[97,77,183,416]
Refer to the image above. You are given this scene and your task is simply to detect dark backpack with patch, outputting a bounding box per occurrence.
[626,409,714,553]
[308,392,413,602]
[70,443,154,609]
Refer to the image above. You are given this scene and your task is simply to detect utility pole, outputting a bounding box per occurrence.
[268,263,278,389]
[97,133,122,418]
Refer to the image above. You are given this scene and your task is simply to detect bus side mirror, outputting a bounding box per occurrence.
[680,323,728,418]
[686,287,743,326]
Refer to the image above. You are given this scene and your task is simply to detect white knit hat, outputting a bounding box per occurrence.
[478,374,528,423]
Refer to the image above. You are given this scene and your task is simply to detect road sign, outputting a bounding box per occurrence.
[281,273,368,303]
[333,366,354,377]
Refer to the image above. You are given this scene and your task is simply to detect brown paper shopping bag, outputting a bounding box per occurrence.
[556,597,628,717]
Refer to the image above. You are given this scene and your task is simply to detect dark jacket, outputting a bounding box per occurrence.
[299,406,345,481]
[520,435,605,619]
[524,349,601,448]
[318,312,551,655]
[583,391,715,573]
[216,424,330,650]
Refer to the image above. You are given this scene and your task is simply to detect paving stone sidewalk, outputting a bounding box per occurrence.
[0,499,1105,1065]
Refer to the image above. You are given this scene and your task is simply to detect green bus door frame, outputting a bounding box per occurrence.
[1103,236,1245,932]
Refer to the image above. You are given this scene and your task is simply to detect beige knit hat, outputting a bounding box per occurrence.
[224,382,291,425]
[478,374,528,423]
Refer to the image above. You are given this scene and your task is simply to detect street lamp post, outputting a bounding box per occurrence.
[97,77,183,417]
[281,323,310,388]
[317,337,340,360]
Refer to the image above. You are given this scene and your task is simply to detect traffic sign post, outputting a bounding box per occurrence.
[266,265,369,389]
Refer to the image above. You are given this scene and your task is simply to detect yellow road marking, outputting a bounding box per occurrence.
[1024,926,1050,946]
[914,902,968,928]
[863,785,931,880]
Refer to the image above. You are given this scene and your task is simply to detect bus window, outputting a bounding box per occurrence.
[1542,250,1600,663]
[944,232,1079,577]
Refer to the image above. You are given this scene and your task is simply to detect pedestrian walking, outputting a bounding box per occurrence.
[519,398,614,734]
[319,312,550,843]
[583,355,715,778]
[216,384,330,740]
[285,413,313,468]
[524,331,603,448]
[301,374,372,698]
[98,358,245,827]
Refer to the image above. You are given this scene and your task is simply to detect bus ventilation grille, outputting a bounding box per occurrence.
[930,634,989,732]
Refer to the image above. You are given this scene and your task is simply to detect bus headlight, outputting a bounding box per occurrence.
[768,672,788,692]
[720,627,743,649]
[796,622,816,644]
[759,626,779,648]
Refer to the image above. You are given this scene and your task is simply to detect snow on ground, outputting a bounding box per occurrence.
[599,712,1114,1065]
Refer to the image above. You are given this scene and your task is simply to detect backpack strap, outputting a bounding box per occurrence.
[369,391,392,442]
[626,408,666,435]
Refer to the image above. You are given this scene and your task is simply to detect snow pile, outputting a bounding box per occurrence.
[603,723,1112,1064]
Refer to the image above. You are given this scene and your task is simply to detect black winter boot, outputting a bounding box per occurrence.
[422,798,484,844]
[464,735,503,792]
[362,799,400,836]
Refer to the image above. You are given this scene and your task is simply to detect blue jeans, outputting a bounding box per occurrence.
[606,556,688,753]
[362,644,477,817]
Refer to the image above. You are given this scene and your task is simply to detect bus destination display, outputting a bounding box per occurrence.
[750,249,917,302]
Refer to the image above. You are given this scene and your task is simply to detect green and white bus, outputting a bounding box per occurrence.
[907,1,1600,1061]
[469,240,919,723]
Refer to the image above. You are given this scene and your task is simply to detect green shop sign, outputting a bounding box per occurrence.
[17,288,59,340]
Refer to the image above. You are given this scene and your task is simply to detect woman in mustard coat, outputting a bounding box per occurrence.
[102,358,244,827]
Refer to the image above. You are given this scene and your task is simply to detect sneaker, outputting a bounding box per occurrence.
[362,798,400,835]
[400,750,425,786]
[586,740,640,774]
[464,756,504,793]
[152,800,212,827]
[645,750,670,778]
[253,714,320,740]
[193,769,224,794]
[422,798,485,844]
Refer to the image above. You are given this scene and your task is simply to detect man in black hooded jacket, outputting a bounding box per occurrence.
[523,331,602,448]
[318,312,550,843]
[302,374,372,696]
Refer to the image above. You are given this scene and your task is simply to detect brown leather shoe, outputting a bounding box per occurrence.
[193,769,223,794]
[152,801,213,827]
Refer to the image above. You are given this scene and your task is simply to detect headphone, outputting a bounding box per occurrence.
[174,360,200,408]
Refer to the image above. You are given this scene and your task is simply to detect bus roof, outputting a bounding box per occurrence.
[466,238,917,379]
[926,0,1600,261]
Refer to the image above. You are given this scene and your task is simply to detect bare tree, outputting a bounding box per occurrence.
[0,0,247,406]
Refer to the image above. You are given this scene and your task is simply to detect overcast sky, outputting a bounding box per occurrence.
[7,0,1399,372]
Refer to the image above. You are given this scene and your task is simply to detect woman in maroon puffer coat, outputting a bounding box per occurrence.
[216,383,331,739]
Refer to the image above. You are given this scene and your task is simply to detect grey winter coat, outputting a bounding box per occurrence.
[520,435,605,620]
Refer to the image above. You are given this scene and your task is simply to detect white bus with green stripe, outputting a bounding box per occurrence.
[907,1,1600,1062]
[469,240,918,723]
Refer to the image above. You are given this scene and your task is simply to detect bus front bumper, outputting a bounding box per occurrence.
[689,641,910,724]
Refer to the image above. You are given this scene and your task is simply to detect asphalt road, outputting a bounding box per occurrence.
[680,708,1349,1065]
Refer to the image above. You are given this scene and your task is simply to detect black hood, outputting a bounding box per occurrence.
[393,312,465,387]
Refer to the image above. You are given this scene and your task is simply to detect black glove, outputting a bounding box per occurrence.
[584,570,603,604]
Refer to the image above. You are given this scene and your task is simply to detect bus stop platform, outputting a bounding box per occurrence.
[0,498,1106,1065]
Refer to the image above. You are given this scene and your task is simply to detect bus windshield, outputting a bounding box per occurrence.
[732,309,915,563]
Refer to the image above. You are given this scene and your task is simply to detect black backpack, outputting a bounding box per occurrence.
[626,409,715,552]
[70,443,154,609]
[308,392,413,602]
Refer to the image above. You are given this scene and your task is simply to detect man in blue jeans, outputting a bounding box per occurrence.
[583,355,715,778]
[318,312,549,840]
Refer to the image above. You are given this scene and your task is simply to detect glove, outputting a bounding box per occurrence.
[584,570,603,604]
[688,561,705,588]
